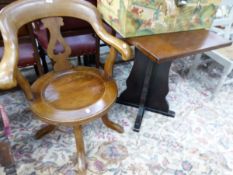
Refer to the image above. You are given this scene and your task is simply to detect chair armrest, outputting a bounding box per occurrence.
[0,43,18,90]
[94,26,132,61]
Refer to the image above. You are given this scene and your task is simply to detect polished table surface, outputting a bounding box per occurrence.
[126,29,232,63]
[118,29,232,132]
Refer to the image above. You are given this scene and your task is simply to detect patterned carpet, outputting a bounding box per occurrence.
[0,56,233,175]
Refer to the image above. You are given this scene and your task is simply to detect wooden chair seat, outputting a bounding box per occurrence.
[31,67,117,125]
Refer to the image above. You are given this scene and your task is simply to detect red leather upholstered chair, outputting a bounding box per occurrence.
[34,0,100,71]
[0,1,44,76]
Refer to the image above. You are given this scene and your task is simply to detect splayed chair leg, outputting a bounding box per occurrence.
[35,124,56,140]
[74,125,86,175]
[102,114,124,133]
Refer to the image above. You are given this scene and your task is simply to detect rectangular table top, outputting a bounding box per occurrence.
[126,29,232,63]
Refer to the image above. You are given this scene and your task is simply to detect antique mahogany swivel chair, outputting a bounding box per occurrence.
[0,0,131,174]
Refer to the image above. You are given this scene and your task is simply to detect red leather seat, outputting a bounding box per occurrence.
[34,24,97,57]
[0,43,36,68]
[56,35,97,56]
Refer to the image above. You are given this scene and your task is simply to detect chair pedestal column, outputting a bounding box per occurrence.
[74,125,86,175]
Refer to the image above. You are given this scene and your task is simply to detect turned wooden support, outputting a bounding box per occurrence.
[35,125,56,140]
[73,125,86,175]
[102,114,124,133]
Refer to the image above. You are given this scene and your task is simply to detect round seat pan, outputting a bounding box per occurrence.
[30,67,117,125]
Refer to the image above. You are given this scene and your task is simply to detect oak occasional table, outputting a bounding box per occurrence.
[117,29,232,132]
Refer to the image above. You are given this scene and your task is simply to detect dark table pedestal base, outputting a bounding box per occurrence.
[117,49,175,132]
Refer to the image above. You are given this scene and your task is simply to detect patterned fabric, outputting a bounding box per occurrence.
[0,56,233,175]
[98,0,221,37]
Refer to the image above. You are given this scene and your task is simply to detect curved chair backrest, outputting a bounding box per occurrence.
[0,0,131,90]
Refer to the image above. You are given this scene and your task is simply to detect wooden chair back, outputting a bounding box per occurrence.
[0,0,131,90]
